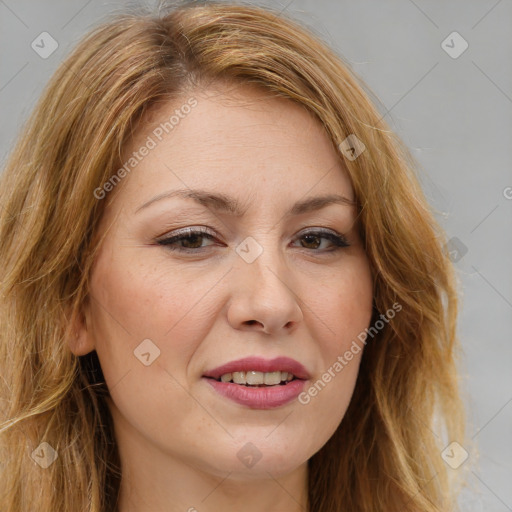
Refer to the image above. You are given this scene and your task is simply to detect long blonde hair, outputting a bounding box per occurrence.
[0,1,470,510]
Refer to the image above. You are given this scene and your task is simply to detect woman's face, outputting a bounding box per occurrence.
[75,84,373,485]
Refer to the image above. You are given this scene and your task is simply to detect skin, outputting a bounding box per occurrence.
[71,82,374,512]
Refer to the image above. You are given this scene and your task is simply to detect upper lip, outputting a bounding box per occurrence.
[203,356,311,380]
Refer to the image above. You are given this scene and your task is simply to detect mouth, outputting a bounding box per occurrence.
[202,356,310,409]
[202,356,310,383]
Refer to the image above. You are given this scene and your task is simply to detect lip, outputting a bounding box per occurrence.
[202,356,310,410]
[202,356,311,381]
[204,378,306,409]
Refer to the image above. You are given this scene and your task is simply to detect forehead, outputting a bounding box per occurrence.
[110,84,355,214]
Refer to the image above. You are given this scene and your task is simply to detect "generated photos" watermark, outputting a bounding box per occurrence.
[94,97,198,200]
[298,301,402,405]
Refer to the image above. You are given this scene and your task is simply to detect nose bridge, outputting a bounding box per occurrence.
[228,232,303,333]
[235,233,287,288]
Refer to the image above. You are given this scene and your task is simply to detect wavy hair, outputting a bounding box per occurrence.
[0,1,470,510]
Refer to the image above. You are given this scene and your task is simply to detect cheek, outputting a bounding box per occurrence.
[335,269,374,343]
[328,258,373,388]
[87,257,214,443]
[88,248,226,385]
[310,253,373,352]
[296,255,372,438]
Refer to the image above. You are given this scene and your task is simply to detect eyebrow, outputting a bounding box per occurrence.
[134,188,356,216]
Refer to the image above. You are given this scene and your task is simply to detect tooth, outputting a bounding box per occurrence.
[227,370,296,386]
[263,371,281,385]
[246,371,264,385]
[232,371,246,384]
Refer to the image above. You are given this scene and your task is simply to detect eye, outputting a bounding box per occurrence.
[156,226,218,252]
[156,226,350,254]
[292,228,350,252]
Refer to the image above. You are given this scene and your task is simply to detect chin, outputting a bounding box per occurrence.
[203,437,311,479]
[223,457,307,481]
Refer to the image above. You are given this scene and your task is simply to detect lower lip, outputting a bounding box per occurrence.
[203,378,306,409]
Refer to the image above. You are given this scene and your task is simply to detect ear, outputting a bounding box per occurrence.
[67,299,95,356]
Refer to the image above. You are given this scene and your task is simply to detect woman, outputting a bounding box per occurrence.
[0,1,469,510]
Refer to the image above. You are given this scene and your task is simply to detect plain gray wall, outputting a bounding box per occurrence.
[1,1,511,509]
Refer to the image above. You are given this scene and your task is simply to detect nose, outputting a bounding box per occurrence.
[226,241,304,336]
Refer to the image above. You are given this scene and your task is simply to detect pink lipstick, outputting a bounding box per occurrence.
[202,356,310,409]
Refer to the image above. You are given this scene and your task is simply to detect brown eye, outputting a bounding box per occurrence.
[300,234,323,250]
[157,227,218,252]
[293,229,350,252]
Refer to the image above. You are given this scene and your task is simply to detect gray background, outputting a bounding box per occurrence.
[1,0,511,509]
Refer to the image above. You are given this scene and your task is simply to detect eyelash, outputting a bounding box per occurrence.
[156,226,350,254]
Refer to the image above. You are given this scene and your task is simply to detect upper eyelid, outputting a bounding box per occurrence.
[157,225,344,239]
[157,226,216,239]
